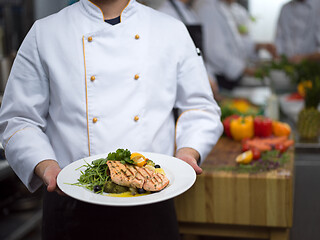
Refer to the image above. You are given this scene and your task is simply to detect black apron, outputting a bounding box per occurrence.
[42,190,180,240]
[169,0,203,54]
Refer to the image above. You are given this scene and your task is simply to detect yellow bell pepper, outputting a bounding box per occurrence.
[230,116,254,141]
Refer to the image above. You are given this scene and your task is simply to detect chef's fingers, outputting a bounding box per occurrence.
[45,166,66,196]
[175,147,203,175]
[189,160,203,175]
[44,164,61,192]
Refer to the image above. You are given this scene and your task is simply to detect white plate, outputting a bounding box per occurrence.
[57,152,196,206]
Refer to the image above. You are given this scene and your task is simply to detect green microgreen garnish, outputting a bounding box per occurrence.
[73,158,109,194]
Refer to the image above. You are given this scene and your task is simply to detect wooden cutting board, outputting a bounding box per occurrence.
[174,137,294,228]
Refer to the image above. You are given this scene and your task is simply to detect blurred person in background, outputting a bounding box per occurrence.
[193,0,277,90]
[275,0,320,64]
[156,0,220,99]
[228,0,253,36]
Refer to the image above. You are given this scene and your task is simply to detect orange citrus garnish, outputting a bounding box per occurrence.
[130,153,146,167]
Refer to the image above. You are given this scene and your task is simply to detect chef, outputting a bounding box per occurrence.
[0,0,223,239]
[156,0,220,99]
[275,0,320,63]
[193,0,277,90]
[228,0,252,36]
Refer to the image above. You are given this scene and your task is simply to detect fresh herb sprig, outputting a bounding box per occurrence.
[106,148,133,165]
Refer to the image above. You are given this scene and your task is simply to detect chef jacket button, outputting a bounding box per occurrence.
[135,34,140,40]
[93,117,98,123]
[134,115,139,122]
[90,76,96,81]
[88,36,93,42]
[134,74,139,80]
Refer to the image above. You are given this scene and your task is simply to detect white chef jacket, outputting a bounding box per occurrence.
[193,0,256,80]
[275,0,320,57]
[0,0,223,192]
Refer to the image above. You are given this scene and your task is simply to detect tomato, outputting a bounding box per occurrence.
[241,137,250,144]
[241,143,250,152]
[275,143,287,153]
[251,148,261,160]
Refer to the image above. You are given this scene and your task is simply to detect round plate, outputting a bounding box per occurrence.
[57,152,196,206]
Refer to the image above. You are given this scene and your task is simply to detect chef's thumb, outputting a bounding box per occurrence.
[190,161,203,175]
[46,176,57,192]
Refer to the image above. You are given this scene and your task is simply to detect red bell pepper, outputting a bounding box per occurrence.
[222,115,240,138]
[254,116,273,137]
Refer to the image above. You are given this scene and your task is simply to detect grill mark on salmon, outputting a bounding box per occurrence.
[106,160,169,192]
[143,171,169,192]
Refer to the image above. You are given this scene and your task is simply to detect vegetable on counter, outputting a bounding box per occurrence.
[236,148,261,165]
[272,121,292,137]
[230,116,254,141]
[254,116,273,137]
[226,150,290,173]
[236,150,253,164]
[220,98,262,120]
[222,115,240,138]
[242,135,294,153]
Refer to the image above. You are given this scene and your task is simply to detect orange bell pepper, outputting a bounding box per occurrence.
[272,121,291,137]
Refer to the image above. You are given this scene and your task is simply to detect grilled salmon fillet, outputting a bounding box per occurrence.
[106,160,169,192]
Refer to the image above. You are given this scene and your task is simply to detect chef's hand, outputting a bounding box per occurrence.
[289,54,305,64]
[175,147,202,175]
[34,160,65,195]
[255,43,277,58]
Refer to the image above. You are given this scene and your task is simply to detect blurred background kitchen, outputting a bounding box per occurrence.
[0,0,319,240]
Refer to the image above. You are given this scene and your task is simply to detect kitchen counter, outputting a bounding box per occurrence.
[175,137,294,240]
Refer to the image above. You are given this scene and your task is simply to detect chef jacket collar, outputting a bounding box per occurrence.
[80,0,137,23]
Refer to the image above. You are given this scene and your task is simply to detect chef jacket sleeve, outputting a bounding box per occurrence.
[174,22,223,164]
[0,22,57,192]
